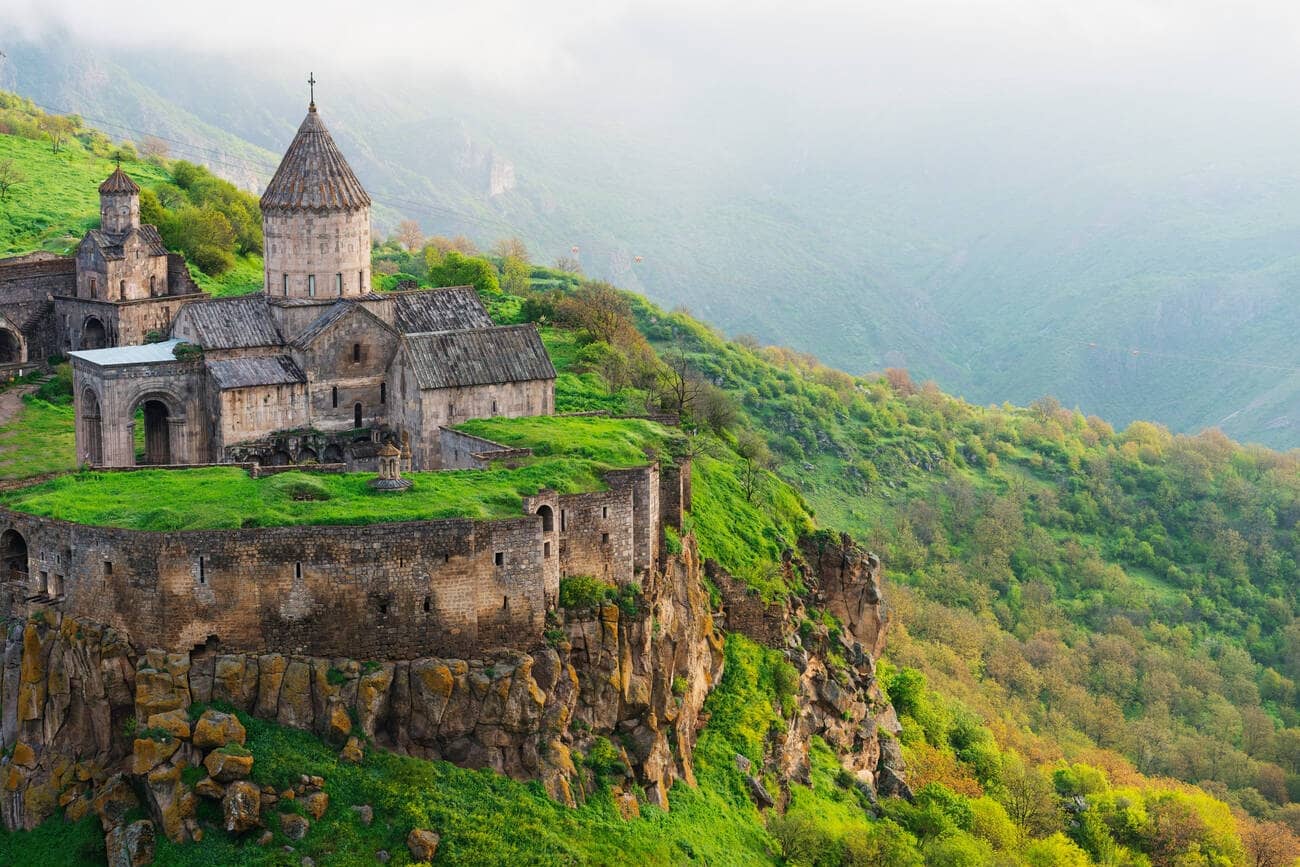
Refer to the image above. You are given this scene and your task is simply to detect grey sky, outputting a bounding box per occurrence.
[6,0,1300,101]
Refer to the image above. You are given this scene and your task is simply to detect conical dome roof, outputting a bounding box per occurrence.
[260,105,371,212]
[99,166,140,194]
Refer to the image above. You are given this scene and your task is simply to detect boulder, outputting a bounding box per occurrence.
[406,828,441,862]
[204,747,253,783]
[192,710,246,750]
[301,790,329,821]
[746,775,775,809]
[351,804,374,826]
[146,709,191,741]
[222,780,261,833]
[276,660,314,729]
[131,737,179,775]
[280,812,309,841]
[92,774,139,833]
[339,736,364,764]
[143,764,195,843]
[193,777,224,800]
[105,818,156,867]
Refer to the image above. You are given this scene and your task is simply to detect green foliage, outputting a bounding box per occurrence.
[558,575,641,617]
[428,250,500,294]
[0,396,75,479]
[558,575,613,612]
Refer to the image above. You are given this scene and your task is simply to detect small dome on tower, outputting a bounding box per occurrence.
[260,106,371,212]
[99,167,140,194]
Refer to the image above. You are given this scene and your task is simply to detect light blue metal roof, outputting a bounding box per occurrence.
[69,339,184,367]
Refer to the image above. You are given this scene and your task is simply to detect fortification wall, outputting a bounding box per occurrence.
[0,461,686,659]
[0,509,551,659]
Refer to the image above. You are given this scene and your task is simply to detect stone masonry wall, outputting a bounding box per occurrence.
[0,463,671,661]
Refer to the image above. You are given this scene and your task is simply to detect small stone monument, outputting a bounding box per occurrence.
[400,430,413,474]
[370,441,412,491]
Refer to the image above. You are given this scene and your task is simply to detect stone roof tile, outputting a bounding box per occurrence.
[206,355,306,390]
[404,324,556,390]
[391,286,492,334]
[260,106,371,212]
[98,167,140,194]
[170,295,284,350]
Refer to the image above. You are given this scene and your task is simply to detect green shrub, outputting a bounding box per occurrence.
[558,575,612,611]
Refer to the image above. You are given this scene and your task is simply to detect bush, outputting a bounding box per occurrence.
[559,575,613,611]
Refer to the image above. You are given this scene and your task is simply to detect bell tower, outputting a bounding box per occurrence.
[260,75,373,300]
[98,165,141,236]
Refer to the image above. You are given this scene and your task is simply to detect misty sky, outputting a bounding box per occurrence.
[6,0,1300,113]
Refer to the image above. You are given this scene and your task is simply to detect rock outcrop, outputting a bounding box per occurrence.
[0,531,905,853]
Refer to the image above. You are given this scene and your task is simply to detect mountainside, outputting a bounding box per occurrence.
[5,35,1299,447]
[2,97,1300,866]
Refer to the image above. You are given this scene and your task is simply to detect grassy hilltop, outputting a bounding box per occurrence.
[2,106,1300,864]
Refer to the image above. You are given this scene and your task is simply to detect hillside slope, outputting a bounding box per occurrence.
[1,109,1299,866]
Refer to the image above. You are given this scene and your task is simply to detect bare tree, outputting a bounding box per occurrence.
[140,135,170,161]
[394,219,424,251]
[494,236,528,261]
[1243,820,1300,867]
[654,349,703,419]
[734,429,774,503]
[554,255,582,274]
[0,159,24,201]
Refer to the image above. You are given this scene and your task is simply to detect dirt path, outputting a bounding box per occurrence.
[0,382,38,429]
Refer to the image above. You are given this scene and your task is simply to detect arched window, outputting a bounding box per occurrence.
[354,403,363,428]
[149,275,156,295]
[120,279,126,300]
[380,382,386,404]
[331,386,338,408]
[308,274,316,297]
[352,343,361,363]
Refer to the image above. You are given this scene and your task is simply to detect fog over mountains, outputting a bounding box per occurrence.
[3,1,1300,446]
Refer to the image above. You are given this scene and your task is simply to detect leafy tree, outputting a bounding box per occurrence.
[0,158,23,201]
[427,250,500,294]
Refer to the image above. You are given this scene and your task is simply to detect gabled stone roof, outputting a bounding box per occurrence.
[292,299,396,349]
[260,106,371,212]
[403,324,556,390]
[170,295,284,350]
[390,286,492,334]
[207,355,306,390]
[84,225,168,260]
[99,167,140,194]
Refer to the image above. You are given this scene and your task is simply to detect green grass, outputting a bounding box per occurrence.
[188,253,265,297]
[456,415,677,469]
[0,397,76,480]
[0,133,170,255]
[0,462,612,531]
[0,812,105,866]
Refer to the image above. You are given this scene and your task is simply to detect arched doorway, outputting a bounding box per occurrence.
[353,403,363,428]
[269,450,292,466]
[82,317,107,350]
[140,399,171,465]
[298,448,319,464]
[323,444,344,463]
[0,328,21,364]
[537,505,555,532]
[82,388,103,466]
[1,529,28,581]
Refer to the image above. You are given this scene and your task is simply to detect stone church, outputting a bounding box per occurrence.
[0,97,555,469]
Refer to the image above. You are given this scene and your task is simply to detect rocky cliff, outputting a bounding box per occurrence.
[0,533,904,857]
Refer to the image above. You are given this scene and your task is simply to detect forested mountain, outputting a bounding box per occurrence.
[4,33,1300,447]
